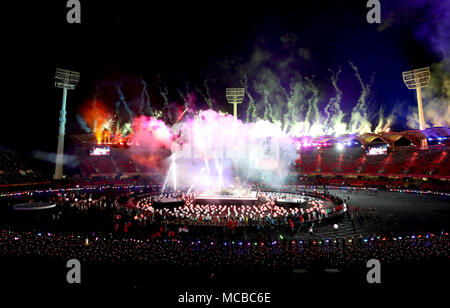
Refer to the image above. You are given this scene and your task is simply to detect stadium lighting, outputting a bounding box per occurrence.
[402,67,430,131]
[226,88,244,118]
[53,68,80,180]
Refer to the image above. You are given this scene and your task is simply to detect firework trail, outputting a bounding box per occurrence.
[283,78,297,132]
[263,92,272,122]
[324,67,345,134]
[91,86,101,133]
[349,60,375,133]
[140,79,153,116]
[203,80,213,108]
[253,67,288,124]
[284,77,307,133]
[160,86,172,123]
[177,83,193,111]
[115,83,135,123]
[239,76,257,122]
[138,83,144,115]
[374,106,394,133]
[76,114,91,133]
[254,79,275,122]
[195,80,213,109]
[304,76,321,133]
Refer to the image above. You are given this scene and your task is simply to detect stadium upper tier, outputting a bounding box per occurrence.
[70,127,450,179]
[295,146,449,177]
[75,144,450,180]
[77,146,449,178]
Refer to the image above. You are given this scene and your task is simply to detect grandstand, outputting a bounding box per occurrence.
[1,128,448,187]
[71,128,450,186]
[295,128,450,179]
[72,133,171,179]
[297,147,449,177]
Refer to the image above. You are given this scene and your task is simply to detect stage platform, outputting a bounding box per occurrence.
[275,198,311,209]
[152,197,184,208]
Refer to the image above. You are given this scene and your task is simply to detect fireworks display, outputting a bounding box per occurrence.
[75,57,449,188]
[66,0,450,191]
[2,0,450,293]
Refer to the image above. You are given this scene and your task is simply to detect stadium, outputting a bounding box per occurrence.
[1,0,449,297]
[1,102,449,290]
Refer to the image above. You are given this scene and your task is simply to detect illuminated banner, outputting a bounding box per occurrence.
[366,145,387,155]
[89,146,111,156]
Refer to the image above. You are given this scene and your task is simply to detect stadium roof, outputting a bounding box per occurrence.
[424,127,450,137]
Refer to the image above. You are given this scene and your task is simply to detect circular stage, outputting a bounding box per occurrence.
[13,202,56,211]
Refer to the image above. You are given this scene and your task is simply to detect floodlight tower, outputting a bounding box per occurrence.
[53,68,80,180]
[226,88,244,118]
[402,67,430,131]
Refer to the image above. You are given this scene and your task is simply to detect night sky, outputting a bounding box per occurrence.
[2,0,448,153]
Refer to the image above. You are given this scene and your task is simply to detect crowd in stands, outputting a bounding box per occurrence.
[74,143,450,180]
[0,183,448,278]
[0,228,448,272]
[312,176,450,192]
[296,147,449,176]
[1,143,448,190]
[80,150,159,177]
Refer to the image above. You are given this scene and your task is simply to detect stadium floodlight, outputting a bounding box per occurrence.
[402,67,430,131]
[53,68,80,180]
[226,88,244,118]
[55,68,80,90]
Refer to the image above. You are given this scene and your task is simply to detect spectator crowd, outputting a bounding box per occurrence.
[0,229,448,272]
